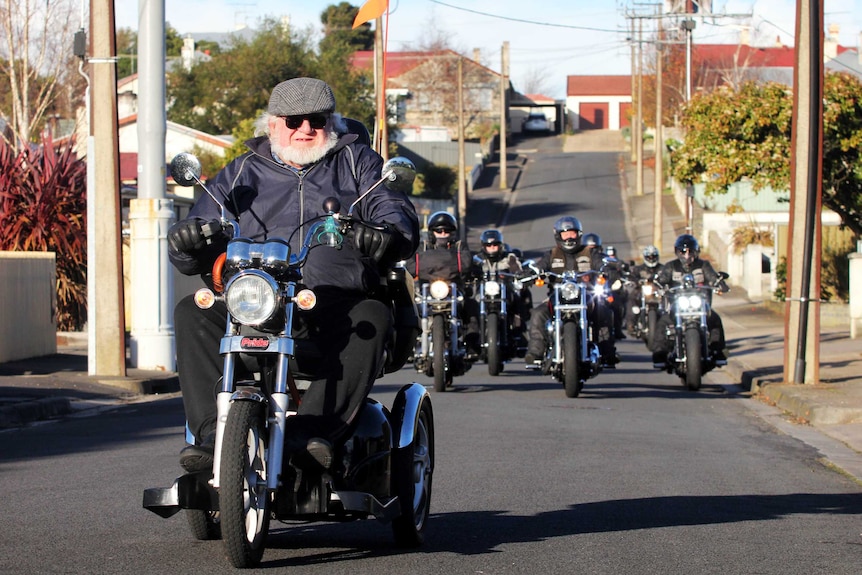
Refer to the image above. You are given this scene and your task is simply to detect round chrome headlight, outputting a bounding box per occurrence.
[429,280,450,300]
[688,294,704,309]
[225,270,279,325]
[641,284,654,296]
[560,282,580,301]
[484,280,501,297]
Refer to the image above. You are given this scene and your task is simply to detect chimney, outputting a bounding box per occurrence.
[473,48,481,63]
[181,35,195,72]
[739,26,750,46]
[824,23,839,60]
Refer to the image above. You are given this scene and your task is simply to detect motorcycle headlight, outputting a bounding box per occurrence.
[429,280,451,300]
[642,284,654,296]
[560,282,580,301]
[485,280,501,297]
[688,294,704,309]
[225,270,280,325]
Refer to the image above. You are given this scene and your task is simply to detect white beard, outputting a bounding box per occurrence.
[271,131,339,167]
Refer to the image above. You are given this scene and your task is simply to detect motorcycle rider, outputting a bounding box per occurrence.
[167,77,420,472]
[603,244,629,340]
[651,234,730,367]
[523,217,617,368]
[475,229,530,346]
[624,245,661,333]
[406,211,481,359]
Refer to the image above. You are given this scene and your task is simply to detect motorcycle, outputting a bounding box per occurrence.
[473,262,528,376]
[521,261,606,398]
[412,278,474,392]
[143,153,434,568]
[655,272,729,391]
[629,276,663,350]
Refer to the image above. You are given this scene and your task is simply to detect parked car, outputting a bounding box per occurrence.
[522,113,550,134]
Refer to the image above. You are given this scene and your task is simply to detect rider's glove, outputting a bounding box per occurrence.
[353,224,399,264]
[167,218,219,254]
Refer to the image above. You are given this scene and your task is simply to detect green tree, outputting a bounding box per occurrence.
[320,2,374,52]
[670,73,862,235]
[167,18,316,135]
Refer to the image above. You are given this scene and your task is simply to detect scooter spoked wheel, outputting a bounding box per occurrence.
[220,400,271,568]
[562,320,582,398]
[486,313,503,376]
[432,315,447,392]
[392,398,434,546]
[683,327,702,391]
[186,509,221,541]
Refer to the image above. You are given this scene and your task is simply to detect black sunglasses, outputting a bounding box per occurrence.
[483,241,502,247]
[283,114,329,130]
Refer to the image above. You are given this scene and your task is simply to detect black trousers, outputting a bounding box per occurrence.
[526,300,615,361]
[651,310,726,353]
[175,291,392,445]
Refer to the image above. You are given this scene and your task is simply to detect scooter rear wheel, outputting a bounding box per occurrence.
[186,509,221,541]
[392,397,434,546]
[220,400,271,568]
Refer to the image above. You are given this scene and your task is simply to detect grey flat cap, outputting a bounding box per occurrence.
[268,77,336,116]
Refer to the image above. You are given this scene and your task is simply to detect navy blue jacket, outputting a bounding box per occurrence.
[169,134,420,294]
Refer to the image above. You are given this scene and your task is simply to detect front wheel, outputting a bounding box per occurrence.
[431,315,447,392]
[683,327,703,391]
[562,320,582,398]
[392,398,434,546]
[646,307,659,350]
[486,313,503,376]
[220,401,271,568]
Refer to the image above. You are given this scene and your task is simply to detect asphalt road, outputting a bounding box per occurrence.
[0,135,859,574]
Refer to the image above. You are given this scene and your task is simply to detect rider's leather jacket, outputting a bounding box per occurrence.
[654,258,726,290]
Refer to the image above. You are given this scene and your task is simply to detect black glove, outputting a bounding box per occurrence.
[353,224,399,263]
[168,219,217,254]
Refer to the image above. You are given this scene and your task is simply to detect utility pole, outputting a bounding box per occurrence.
[499,42,509,190]
[629,18,637,165]
[784,0,824,385]
[88,0,126,377]
[652,8,664,252]
[374,17,388,160]
[636,17,644,197]
[128,0,176,371]
[457,57,467,241]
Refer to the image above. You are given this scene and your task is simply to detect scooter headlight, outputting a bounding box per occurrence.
[225,270,280,326]
[484,280,501,297]
[560,282,580,301]
[429,280,451,300]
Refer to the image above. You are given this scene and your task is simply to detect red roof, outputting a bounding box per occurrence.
[566,75,632,97]
[694,44,796,68]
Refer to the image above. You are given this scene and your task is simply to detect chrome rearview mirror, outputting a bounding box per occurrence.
[170,152,203,187]
[380,156,416,193]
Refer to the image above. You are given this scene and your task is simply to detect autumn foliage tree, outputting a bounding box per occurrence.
[669,72,862,236]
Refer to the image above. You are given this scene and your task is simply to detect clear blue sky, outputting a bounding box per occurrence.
[116,1,861,99]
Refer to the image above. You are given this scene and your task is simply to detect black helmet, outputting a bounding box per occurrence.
[642,245,660,268]
[553,216,583,253]
[674,234,700,270]
[480,229,505,262]
[427,211,457,246]
[582,232,602,248]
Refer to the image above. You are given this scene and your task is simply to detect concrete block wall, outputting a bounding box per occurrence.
[0,252,57,362]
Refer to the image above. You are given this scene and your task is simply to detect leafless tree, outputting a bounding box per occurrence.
[0,0,80,151]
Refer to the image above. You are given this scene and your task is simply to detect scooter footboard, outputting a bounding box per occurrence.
[143,471,218,518]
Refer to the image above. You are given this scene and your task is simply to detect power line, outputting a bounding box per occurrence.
[426,0,623,34]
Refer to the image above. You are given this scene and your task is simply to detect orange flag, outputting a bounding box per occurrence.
[352,0,389,29]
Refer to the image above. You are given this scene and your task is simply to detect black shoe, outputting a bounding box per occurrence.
[292,438,334,471]
[180,433,215,472]
[651,351,666,369]
[615,331,627,340]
